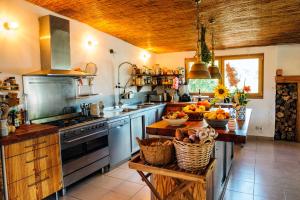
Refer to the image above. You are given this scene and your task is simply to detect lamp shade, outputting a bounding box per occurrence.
[188,62,211,79]
[208,65,222,79]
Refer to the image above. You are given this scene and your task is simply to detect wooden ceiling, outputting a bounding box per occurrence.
[27,0,300,53]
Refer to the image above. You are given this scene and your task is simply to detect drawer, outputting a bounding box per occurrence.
[4,133,59,158]
[38,165,63,199]
[8,173,38,200]
[5,144,61,184]
[8,166,63,200]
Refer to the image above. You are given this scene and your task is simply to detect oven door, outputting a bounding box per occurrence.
[61,129,109,165]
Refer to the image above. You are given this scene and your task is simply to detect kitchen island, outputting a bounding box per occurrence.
[146,109,252,200]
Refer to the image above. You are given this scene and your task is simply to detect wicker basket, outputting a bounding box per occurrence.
[173,137,215,171]
[136,137,174,166]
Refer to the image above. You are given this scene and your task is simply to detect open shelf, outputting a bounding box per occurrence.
[75,94,100,99]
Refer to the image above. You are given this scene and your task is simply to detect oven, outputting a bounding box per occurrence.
[59,119,109,190]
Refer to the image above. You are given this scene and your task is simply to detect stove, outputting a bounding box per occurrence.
[46,116,104,128]
[43,115,110,194]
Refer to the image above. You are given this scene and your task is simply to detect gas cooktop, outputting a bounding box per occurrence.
[46,116,105,128]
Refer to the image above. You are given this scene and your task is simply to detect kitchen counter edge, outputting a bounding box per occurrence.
[0,124,59,145]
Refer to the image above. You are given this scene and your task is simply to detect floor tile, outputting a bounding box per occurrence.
[227,178,254,194]
[88,175,123,190]
[106,168,136,180]
[118,161,130,170]
[68,184,111,200]
[254,183,285,200]
[59,196,80,200]
[111,181,144,197]
[223,190,253,200]
[101,191,131,200]
[127,172,146,185]
[130,186,151,200]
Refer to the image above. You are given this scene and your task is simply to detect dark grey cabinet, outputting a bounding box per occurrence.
[130,112,146,153]
[108,117,131,167]
[226,142,234,176]
[157,106,165,121]
[213,141,226,200]
[146,109,157,126]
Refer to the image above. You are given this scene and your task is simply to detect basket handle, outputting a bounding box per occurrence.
[200,137,214,145]
[136,137,145,161]
[136,137,142,145]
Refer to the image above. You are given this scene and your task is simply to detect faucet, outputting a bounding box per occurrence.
[115,62,137,107]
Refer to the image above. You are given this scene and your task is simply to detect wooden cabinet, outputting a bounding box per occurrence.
[5,144,61,184]
[8,166,62,200]
[3,133,62,200]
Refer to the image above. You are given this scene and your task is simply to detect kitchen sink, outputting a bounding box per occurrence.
[122,108,138,113]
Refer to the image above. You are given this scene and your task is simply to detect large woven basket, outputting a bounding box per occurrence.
[136,137,174,166]
[173,137,215,171]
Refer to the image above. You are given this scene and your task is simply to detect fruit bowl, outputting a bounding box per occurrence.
[205,118,229,128]
[163,111,189,126]
[163,117,188,126]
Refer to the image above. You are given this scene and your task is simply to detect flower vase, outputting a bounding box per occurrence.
[236,106,246,120]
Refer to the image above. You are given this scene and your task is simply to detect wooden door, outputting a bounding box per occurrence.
[8,174,38,200]
[37,166,63,199]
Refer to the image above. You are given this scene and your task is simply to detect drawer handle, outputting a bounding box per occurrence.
[24,141,47,148]
[26,155,48,163]
[27,176,50,187]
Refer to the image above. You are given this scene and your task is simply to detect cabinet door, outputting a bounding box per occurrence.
[146,109,157,126]
[109,122,131,166]
[130,116,145,153]
[226,142,234,176]
[8,174,38,200]
[38,166,63,199]
[157,106,166,121]
[213,141,225,200]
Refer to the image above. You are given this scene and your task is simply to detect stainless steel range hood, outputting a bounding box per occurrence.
[24,15,92,77]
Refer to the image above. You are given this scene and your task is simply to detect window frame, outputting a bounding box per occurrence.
[185,53,264,99]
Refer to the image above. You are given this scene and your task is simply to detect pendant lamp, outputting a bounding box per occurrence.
[208,17,222,79]
[188,0,211,79]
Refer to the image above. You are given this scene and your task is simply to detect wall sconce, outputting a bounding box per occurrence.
[87,40,98,47]
[3,21,19,30]
[140,51,151,63]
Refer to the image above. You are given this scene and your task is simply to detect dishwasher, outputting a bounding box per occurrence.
[108,116,131,167]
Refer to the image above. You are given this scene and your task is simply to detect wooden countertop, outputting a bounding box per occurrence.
[147,109,252,144]
[0,124,59,145]
[166,102,233,108]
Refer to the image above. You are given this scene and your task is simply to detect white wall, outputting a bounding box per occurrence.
[0,0,154,100]
[155,44,300,137]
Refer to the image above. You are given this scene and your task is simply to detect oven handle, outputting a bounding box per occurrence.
[64,130,107,143]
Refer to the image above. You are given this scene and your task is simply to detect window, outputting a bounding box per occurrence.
[185,54,264,98]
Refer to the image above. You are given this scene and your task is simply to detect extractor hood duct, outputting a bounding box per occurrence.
[25,15,90,76]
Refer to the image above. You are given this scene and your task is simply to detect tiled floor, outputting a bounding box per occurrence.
[224,138,300,200]
[61,138,300,200]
